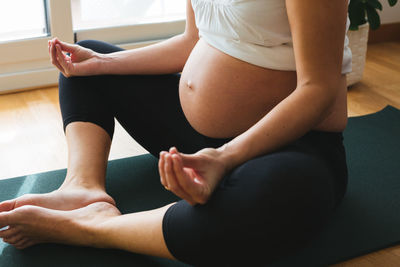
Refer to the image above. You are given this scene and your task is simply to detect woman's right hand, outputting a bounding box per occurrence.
[48,38,102,77]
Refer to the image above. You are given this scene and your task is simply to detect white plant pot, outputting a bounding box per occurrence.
[346,23,370,87]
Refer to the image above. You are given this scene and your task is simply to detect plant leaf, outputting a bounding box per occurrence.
[366,5,381,30]
[388,0,398,7]
[367,0,383,10]
[348,0,367,29]
[349,25,360,31]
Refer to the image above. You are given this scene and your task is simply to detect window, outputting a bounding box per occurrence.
[72,0,185,47]
[0,0,48,42]
[0,0,185,93]
[72,0,185,30]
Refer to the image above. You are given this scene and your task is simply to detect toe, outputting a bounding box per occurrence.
[15,239,34,250]
[0,206,37,229]
[13,238,29,249]
[0,226,19,239]
[0,200,16,212]
[0,211,13,229]
[3,234,24,245]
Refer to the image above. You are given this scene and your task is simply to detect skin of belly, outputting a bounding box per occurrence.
[179,39,348,138]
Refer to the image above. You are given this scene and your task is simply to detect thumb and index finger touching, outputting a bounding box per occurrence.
[50,37,78,53]
[169,147,202,170]
[48,38,81,76]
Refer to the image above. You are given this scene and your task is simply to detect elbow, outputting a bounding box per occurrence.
[320,75,347,112]
[182,32,199,52]
[293,72,347,129]
[302,76,343,105]
[296,81,342,123]
[175,33,199,70]
[318,85,341,119]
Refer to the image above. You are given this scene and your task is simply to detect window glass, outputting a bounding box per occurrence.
[71,0,186,31]
[0,0,48,43]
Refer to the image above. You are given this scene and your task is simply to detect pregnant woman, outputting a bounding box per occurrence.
[0,0,351,265]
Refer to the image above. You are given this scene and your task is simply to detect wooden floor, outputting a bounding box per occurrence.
[1,41,400,265]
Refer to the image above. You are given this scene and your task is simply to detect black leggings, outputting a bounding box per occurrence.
[59,40,348,266]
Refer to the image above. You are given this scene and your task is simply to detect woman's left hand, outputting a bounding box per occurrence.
[159,147,230,206]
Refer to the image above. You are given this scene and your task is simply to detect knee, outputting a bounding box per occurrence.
[57,40,97,85]
[76,39,100,50]
[58,71,70,87]
[58,69,83,88]
[75,39,124,54]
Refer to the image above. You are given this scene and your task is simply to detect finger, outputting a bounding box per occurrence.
[169,147,178,154]
[49,41,55,62]
[3,234,24,245]
[172,154,206,204]
[178,152,201,169]
[48,38,54,54]
[169,147,201,169]
[165,154,196,205]
[50,42,65,73]
[0,226,18,239]
[55,38,78,53]
[164,154,178,191]
[56,44,70,74]
[51,38,59,50]
[56,43,68,62]
[159,151,168,189]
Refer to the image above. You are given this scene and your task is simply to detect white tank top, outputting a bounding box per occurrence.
[191,0,352,74]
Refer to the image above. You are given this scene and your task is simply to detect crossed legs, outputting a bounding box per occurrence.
[0,40,347,265]
[0,122,114,212]
[0,121,175,259]
[0,40,213,260]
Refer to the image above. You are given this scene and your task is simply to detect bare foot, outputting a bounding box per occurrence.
[0,184,115,212]
[0,202,120,249]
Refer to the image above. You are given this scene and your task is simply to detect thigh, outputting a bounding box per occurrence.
[162,147,336,266]
[107,73,230,157]
[59,40,230,156]
[58,40,126,136]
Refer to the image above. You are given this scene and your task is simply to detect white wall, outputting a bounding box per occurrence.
[379,1,400,24]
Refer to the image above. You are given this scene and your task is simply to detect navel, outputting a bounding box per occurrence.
[187,80,193,89]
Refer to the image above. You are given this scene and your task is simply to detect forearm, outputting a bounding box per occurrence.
[97,34,197,75]
[215,0,350,169]
[218,84,338,170]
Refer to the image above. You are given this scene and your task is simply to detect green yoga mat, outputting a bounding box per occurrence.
[1,106,399,266]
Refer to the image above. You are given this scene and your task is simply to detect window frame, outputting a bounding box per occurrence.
[75,20,185,45]
[0,0,185,93]
[0,0,74,93]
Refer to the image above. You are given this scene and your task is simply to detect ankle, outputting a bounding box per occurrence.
[61,175,105,191]
[74,204,120,248]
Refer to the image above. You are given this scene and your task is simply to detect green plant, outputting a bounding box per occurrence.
[348,0,398,30]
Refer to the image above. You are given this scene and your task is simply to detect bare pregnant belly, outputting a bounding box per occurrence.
[179,39,347,138]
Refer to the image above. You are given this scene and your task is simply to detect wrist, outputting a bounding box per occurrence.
[95,53,113,75]
[216,143,245,172]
